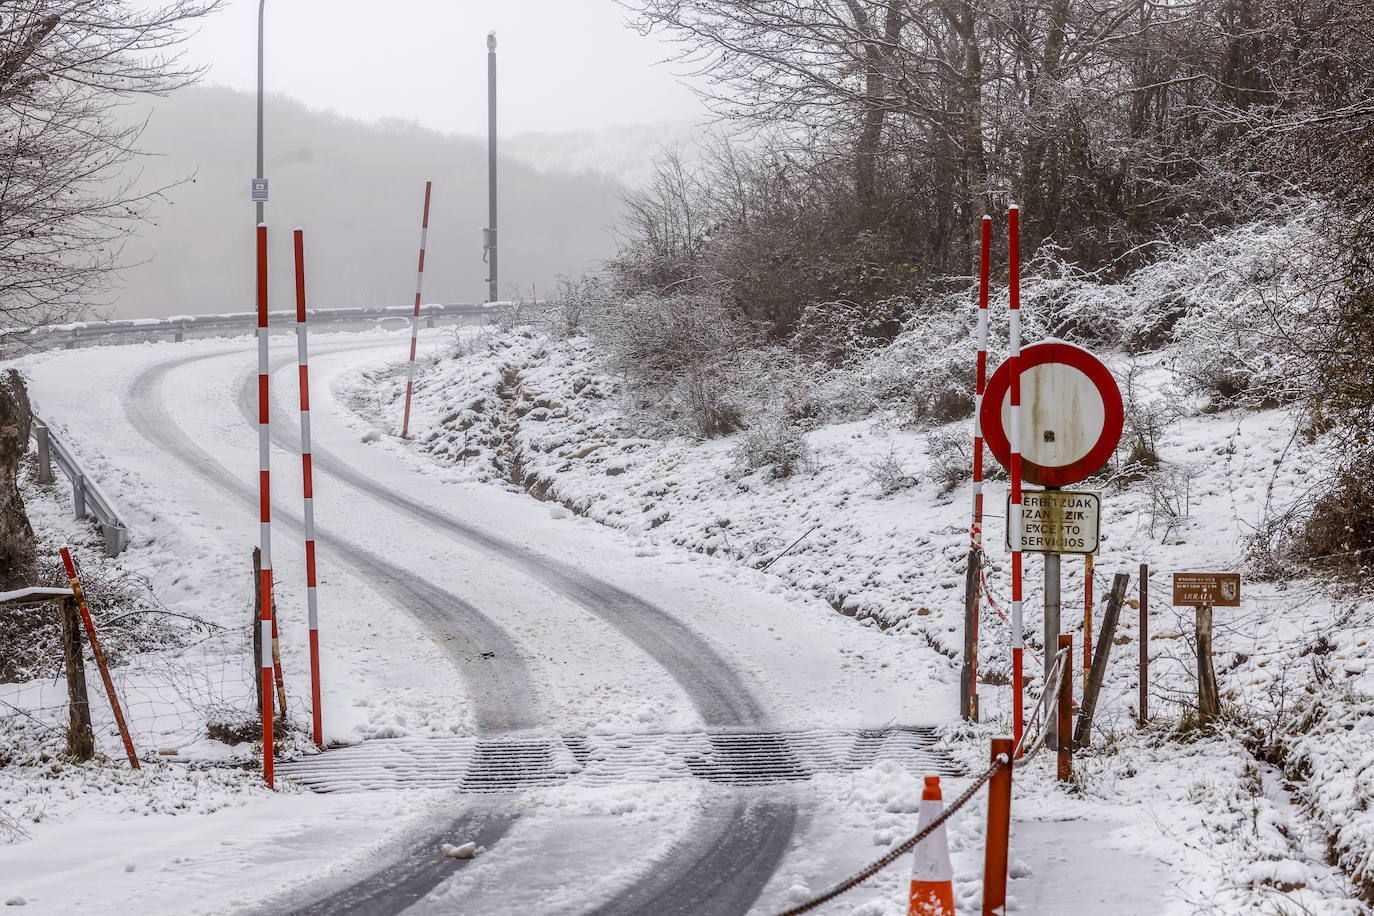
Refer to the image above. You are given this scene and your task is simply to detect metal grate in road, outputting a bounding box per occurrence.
[279,727,961,794]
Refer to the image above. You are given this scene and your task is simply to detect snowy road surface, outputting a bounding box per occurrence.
[6,331,966,914]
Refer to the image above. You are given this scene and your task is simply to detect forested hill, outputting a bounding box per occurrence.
[108,87,629,318]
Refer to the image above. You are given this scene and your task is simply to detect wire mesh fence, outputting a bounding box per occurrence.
[0,615,260,762]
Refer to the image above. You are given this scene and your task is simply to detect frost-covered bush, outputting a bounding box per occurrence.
[792,296,910,366]
[865,447,917,496]
[542,274,616,340]
[923,427,1007,494]
[858,307,977,425]
[1292,461,1374,579]
[733,413,810,479]
[1274,691,1374,903]
[924,429,970,494]
[1119,361,1185,470]
[588,293,751,439]
[1009,215,1326,415]
[1138,219,1321,408]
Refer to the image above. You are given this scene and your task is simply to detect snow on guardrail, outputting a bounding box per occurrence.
[3,301,496,352]
[32,418,129,557]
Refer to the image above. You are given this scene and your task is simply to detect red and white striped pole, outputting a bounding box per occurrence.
[294,228,323,749]
[401,180,432,439]
[256,222,275,788]
[1008,204,1025,752]
[970,214,991,720]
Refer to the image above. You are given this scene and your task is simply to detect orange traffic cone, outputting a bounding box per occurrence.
[908,775,956,915]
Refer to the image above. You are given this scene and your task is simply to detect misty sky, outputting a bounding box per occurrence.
[179,0,708,136]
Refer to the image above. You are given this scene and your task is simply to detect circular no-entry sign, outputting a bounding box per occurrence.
[980,341,1123,488]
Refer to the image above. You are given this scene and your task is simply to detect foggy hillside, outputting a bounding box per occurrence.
[110,87,628,319]
[505,120,702,188]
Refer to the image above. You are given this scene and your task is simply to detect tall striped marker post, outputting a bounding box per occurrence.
[1008,205,1025,752]
[256,223,275,788]
[963,215,992,722]
[294,228,323,748]
[401,180,432,439]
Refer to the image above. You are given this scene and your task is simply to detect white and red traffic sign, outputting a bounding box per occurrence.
[1005,489,1101,554]
[980,340,1123,488]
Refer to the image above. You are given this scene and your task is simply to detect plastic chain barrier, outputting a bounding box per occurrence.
[772,756,1008,916]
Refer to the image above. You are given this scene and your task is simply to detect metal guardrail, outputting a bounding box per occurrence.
[6,302,495,351]
[32,418,129,557]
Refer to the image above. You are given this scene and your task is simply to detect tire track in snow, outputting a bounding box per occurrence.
[121,350,537,916]
[249,342,799,915]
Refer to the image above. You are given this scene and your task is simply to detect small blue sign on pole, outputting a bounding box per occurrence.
[251,179,269,203]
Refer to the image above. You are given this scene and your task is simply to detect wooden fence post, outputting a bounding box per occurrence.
[1073,572,1130,748]
[59,549,138,769]
[1057,634,1073,782]
[1084,554,1093,692]
[253,548,264,719]
[1197,602,1220,724]
[983,736,1013,916]
[35,422,52,484]
[60,596,94,761]
[1139,563,1149,725]
[250,546,287,725]
[962,545,980,722]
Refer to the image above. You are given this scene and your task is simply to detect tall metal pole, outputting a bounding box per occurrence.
[1044,508,1061,749]
[486,31,498,303]
[256,0,266,227]
[254,0,273,785]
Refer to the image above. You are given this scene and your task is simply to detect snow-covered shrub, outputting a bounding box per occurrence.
[1288,215,1374,580]
[924,428,971,495]
[923,427,1008,495]
[542,274,614,339]
[733,413,811,479]
[865,447,917,496]
[1017,245,1127,348]
[588,293,750,439]
[859,307,977,425]
[1149,219,1321,408]
[1119,360,1184,470]
[1144,465,1201,542]
[1292,460,1374,579]
[1274,691,1374,904]
[792,296,910,366]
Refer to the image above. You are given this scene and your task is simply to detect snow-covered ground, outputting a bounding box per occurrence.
[1,302,1370,912]
[338,316,1372,913]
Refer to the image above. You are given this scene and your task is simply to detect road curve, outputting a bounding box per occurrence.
[122,351,537,915]
[248,340,800,915]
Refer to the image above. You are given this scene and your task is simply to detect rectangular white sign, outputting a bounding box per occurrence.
[1005,489,1101,555]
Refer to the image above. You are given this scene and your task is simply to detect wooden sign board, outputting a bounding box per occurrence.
[1172,573,1241,607]
[1005,489,1101,555]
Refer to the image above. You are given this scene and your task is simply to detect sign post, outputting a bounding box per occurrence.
[1172,573,1238,725]
[982,339,1123,749]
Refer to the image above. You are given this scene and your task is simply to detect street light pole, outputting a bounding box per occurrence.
[256,0,266,226]
[485,31,498,303]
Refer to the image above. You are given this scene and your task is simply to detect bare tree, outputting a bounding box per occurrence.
[0,1,220,333]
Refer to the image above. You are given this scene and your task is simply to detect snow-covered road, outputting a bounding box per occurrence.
[6,330,959,915]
